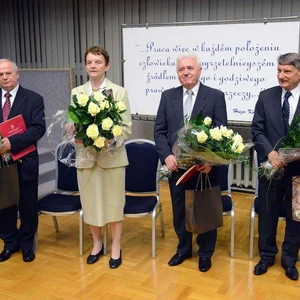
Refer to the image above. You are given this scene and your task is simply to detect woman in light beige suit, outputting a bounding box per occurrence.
[70,46,131,268]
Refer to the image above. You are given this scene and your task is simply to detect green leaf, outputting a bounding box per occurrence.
[75,129,87,140]
[68,111,81,124]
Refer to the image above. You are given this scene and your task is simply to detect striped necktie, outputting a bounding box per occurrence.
[184,90,193,122]
[282,91,291,131]
[3,92,11,121]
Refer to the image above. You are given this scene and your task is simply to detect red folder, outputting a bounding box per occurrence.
[0,114,36,161]
[176,165,200,186]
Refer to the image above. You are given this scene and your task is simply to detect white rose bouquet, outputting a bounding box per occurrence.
[173,112,251,167]
[159,111,251,180]
[68,89,126,153]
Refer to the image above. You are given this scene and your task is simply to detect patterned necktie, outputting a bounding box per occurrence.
[3,92,11,121]
[282,91,292,131]
[184,90,193,121]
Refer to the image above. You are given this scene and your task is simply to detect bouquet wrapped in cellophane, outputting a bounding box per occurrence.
[46,89,127,167]
[159,112,252,179]
[258,114,300,180]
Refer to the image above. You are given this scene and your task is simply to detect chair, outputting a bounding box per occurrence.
[37,142,84,255]
[249,152,286,259]
[124,139,165,258]
[218,164,235,258]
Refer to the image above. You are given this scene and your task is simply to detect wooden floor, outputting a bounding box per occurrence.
[0,181,299,299]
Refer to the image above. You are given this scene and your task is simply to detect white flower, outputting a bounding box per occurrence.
[112,125,123,137]
[203,116,212,126]
[93,92,104,102]
[220,126,234,138]
[102,117,113,131]
[232,141,245,154]
[77,94,89,107]
[116,101,126,112]
[209,127,222,141]
[94,136,106,148]
[232,133,243,144]
[86,124,99,140]
[196,130,208,143]
[88,102,100,116]
[100,100,110,110]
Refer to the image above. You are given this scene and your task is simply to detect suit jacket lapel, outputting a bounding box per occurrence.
[171,86,184,127]
[291,95,300,127]
[0,90,3,122]
[8,86,26,119]
[191,84,209,119]
[273,87,286,135]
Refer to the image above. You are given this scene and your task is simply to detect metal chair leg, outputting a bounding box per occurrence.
[152,212,156,258]
[230,206,234,258]
[249,203,255,259]
[53,216,59,232]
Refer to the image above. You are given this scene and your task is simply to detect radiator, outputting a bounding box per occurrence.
[231,148,257,192]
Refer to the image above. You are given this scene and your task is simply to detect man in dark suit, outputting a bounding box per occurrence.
[154,52,227,272]
[252,52,300,281]
[0,59,45,262]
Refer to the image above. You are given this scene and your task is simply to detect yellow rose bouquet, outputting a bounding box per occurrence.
[68,89,126,153]
[173,112,251,168]
[159,111,252,180]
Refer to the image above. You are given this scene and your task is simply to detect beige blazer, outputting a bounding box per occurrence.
[71,79,132,169]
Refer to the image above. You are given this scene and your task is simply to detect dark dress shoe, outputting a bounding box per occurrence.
[199,257,212,272]
[281,263,299,281]
[22,249,35,262]
[0,248,19,262]
[109,250,122,269]
[168,253,192,266]
[87,245,104,264]
[254,259,274,275]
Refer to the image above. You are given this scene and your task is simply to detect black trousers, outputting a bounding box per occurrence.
[258,176,300,266]
[168,167,219,258]
[0,179,38,251]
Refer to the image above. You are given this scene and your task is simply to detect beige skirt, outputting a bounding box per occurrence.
[77,164,125,226]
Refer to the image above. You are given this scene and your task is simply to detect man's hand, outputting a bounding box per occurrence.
[0,137,11,154]
[268,150,285,169]
[165,154,179,172]
[195,164,212,173]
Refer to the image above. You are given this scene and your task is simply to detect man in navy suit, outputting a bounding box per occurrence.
[154,52,227,272]
[0,59,45,262]
[252,52,300,281]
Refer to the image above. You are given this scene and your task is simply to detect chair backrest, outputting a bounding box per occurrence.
[218,164,232,193]
[55,142,79,192]
[125,139,160,193]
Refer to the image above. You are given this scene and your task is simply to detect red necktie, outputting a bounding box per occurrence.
[3,92,11,121]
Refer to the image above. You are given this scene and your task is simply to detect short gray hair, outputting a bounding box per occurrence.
[277,53,300,70]
[0,59,19,70]
[176,52,201,69]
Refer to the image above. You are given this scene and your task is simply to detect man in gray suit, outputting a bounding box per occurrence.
[154,52,227,272]
[252,52,300,281]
